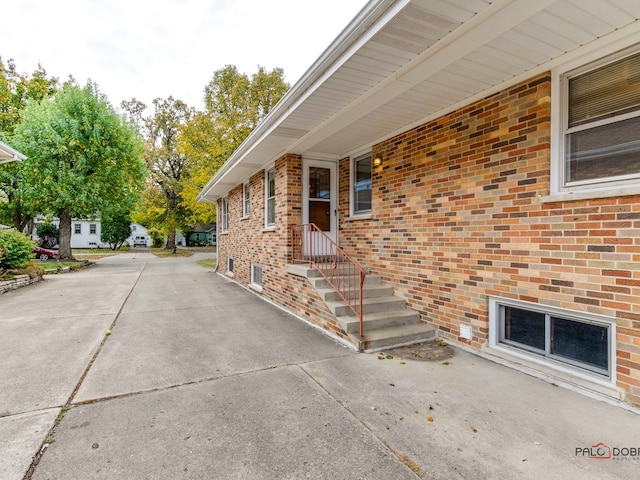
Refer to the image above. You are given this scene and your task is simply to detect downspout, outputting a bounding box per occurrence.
[213,204,219,273]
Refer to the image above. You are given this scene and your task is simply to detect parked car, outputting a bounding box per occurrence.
[132,235,148,247]
[34,246,59,261]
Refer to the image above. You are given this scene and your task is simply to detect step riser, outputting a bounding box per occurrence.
[362,329,437,351]
[330,297,405,316]
[310,276,382,290]
[339,312,421,333]
[320,286,394,302]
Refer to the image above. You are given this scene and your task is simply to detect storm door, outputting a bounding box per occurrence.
[302,159,337,255]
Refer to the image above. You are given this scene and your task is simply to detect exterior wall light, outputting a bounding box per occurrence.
[373,155,383,166]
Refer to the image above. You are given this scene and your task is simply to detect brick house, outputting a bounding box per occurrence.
[199,0,640,408]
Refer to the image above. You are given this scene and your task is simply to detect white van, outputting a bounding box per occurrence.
[133,235,148,247]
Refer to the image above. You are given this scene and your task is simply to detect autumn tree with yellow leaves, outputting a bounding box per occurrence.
[128,65,288,249]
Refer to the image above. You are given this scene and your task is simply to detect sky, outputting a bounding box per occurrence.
[1,0,368,112]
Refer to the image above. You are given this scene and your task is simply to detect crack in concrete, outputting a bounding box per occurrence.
[22,263,148,480]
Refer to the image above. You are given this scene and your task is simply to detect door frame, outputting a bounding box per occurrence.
[302,158,338,244]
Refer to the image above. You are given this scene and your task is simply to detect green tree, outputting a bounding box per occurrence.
[178,65,289,226]
[12,82,146,260]
[101,213,131,250]
[0,57,59,230]
[125,66,288,247]
[124,96,192,250]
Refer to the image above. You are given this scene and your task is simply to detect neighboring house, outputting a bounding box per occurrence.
[198,0,640,408]
[33,218,108,248]
[33,218,147,248]
[0,141,26,165]
[186,224,216,246]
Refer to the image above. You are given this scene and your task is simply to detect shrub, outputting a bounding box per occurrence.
[0,229,34,270]
[36,223,60,248]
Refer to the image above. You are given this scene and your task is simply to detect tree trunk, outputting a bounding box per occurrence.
[166,228,176,250]
[58,210,76,261]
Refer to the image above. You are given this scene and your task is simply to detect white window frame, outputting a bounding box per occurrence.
[242,182,250,218]
[89,223,97,235]
[250,263,263,291]
[350,152,372,217]
[220,196,229,233]
[74,223,81,235]
[265,168,275,229]
[488,297,615,385]
[549,42,640,201]
[226,257,234,276]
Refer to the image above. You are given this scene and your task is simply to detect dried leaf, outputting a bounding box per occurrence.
[427,416,434,422]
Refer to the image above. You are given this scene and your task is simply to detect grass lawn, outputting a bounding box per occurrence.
[34,260,89,273]
[151,246,216,258]
[197,258,217,269]
[151,247,193,258]
[73,248,127,260]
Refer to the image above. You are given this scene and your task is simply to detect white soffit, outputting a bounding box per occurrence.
[199,0,640,201]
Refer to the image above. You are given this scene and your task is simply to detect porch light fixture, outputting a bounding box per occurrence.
[373,155,383,167]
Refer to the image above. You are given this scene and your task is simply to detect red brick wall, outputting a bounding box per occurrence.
[218,71,640,406]
[338,72,640,406]
[217,154,351,343]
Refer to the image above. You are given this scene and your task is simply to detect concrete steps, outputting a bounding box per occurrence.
[286,263,437,351]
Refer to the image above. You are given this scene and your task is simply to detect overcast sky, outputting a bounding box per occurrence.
[1,0,367,112]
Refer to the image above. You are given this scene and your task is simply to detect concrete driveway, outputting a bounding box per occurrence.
[0,251,638,479]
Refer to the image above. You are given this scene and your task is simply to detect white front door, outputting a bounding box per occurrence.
[302,159,337,255]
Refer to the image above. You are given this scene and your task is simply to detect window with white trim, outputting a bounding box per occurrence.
[557,45,640,192]
[351,153,372,216]
[251,263,263,289]
[489,298,613,378]
[74,223,81,235]
[265,168,275,227]
[243,182,250,217]
[89,223,97,235]
[220,196,229,233]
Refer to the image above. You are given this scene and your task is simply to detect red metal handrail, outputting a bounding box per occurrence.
[289,224,366,337]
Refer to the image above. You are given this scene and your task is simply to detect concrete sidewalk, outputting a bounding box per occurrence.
[1,252,638,479]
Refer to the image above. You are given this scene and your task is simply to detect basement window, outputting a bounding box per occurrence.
[489,297,613,378]
[251,263,263,291]
[226,257,234,276]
